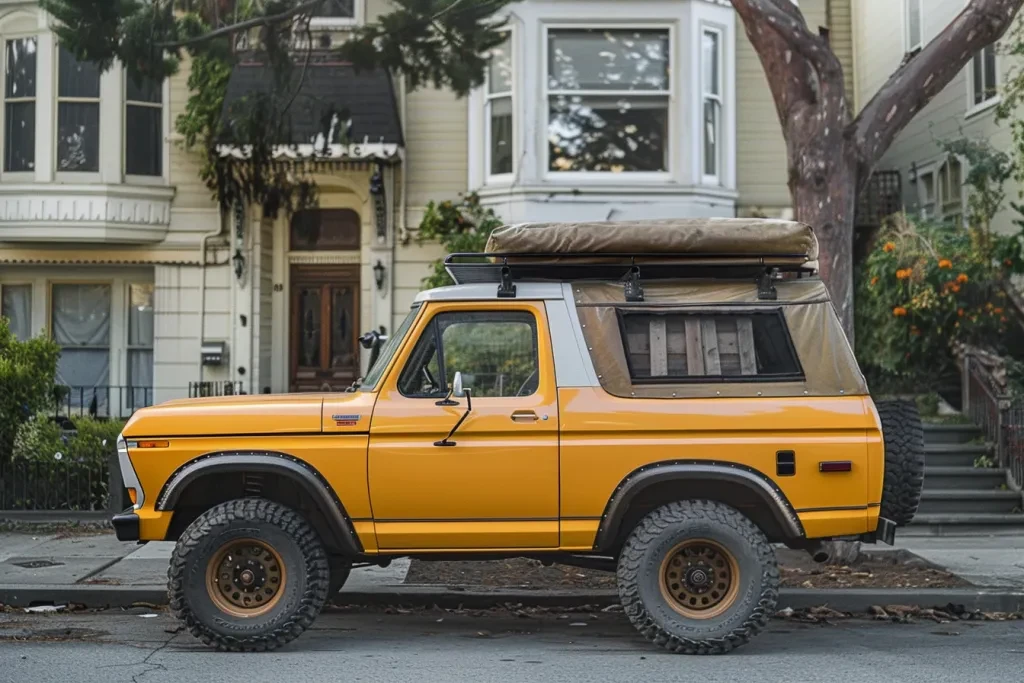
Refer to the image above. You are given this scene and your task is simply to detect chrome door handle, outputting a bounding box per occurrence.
[510,410,539,423]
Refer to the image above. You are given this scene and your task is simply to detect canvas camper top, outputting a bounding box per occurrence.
[442,218,821,302]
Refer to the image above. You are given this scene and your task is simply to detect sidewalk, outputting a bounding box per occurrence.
[1,531,1022,612]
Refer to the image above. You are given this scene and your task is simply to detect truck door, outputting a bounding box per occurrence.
[368,301,560,550]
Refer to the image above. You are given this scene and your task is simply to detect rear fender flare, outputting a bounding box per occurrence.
[592,460,805,552]
[155,451,362,556]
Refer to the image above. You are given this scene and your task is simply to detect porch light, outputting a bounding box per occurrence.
[232,248,246,281]
[373,260,387,291]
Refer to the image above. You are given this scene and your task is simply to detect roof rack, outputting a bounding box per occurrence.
[444,252,816,302]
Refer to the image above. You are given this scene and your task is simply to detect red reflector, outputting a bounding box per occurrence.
[819,461,852,473]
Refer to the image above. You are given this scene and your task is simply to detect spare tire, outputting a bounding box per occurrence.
[875,399,925,526]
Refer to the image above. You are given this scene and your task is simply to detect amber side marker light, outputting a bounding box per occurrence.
[128,489,139,505]
[135,440,170,449]
[818,461,853,473]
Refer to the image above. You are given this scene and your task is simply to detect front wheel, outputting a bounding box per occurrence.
[168,498,330,652]
[617,500,778,655]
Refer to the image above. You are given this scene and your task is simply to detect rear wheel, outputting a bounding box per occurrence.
[876,399,925,526]
[617,500,778,655]
[168,498,329,652]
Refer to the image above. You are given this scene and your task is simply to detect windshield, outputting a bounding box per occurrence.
[360,304,421,391]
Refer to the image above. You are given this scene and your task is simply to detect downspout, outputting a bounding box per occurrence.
[197,214,225,385]
[399,73,409,243]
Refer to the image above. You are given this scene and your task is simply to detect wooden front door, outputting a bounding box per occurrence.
[290,265,360,392]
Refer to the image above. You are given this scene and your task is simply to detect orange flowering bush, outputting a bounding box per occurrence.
[856,216,1024,391]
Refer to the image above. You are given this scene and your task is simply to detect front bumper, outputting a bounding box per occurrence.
[112,508,141,542]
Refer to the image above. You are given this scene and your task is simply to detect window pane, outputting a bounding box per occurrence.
[984,46,997,99]
[703,98,720,177]
[5,38,36,98]
[127,349,153,409]
[126,76,162,104]
[439,312,538,398]
[397,322,442,397]
[128,284,154,347]
[621,312,802,381]
[489,97,513,175]
[290,209,361,250]
[316,0,354,17]
[57,102,100,172]
[297,286,322,368]
[126,105,162,176]
[548,95,668,172]
[362,305,420,390]
[330,285,354,368]
[4,102,35,171]
[973,52,985,104]
[488,35,513,95]
[57,349,110,410]
[1,284,32,340]
[702,31,720,96]
[51,284,111,346]
[548,29,669,92]
[58,47,100,98]
[907,0,921,47]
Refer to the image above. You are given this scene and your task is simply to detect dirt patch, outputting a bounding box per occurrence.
[404,549,969,591]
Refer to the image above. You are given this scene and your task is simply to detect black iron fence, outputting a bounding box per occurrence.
[53,385,154,419]
[962,351,1024,493]
[189,381,245,398]
[0,452,126,512]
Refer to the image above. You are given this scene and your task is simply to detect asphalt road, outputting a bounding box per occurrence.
[1,606,1022,683]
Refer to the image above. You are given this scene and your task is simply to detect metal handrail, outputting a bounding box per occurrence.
[962,351,1024,494]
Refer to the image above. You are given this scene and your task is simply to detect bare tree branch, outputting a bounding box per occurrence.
[157,0,325,49]
[733,0,842,77]
[853,0,1024,186]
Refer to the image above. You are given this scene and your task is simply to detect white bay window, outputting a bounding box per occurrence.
[125,75,164,177]
[546,28,671,174]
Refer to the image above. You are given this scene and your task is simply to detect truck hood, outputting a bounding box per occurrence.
[122,392,373,437]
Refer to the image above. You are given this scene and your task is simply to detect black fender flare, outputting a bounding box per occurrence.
[592,460,805,552]
[155,451,363,556]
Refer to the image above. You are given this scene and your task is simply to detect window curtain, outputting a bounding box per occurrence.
[1,285,31,340]
[128,285,154,409]
[52,284,110,412]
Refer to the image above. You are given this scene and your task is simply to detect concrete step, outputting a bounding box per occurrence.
[917,489,1022,515]
[924,443,994,468]
[906,512,1024,537]
[923,422,983,445]
[923,466,1007,490]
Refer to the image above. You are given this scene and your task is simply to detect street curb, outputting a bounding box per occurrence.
[3,584,1023,613]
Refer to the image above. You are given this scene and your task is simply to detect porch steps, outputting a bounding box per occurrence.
[905,423,1024,535]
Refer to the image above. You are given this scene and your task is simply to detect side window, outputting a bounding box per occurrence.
[620,310,802,382]
[398,311,539,398]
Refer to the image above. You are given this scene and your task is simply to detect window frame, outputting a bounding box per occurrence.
[123,72,167,182]
[2,34,38,178]
[904,0,924,53]
[700,23,724,185]
[484,28,516,182]
[47,280,115,410]
[615,308,805,385]
[966,43,1000,117]
[55,45,102,178]
[309,0,363,30]
[916,156,964,224]
[397,310,541,399]
[542,22,675,182]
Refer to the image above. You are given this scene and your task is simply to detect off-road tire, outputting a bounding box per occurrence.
[617,500,778,655]
[328,558,352,597]
[168,498,330,652]
[876,399,926,526]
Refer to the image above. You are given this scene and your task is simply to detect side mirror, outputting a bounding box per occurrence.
[452,371,465,398]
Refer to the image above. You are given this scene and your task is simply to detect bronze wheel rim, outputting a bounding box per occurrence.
[659,538,740,619]
[206,538,287,618]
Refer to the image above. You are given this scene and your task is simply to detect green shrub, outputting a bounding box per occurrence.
[0,317,60,458]
[418,192,505,289]
[12,414,126,466]
[855,216,1024,393]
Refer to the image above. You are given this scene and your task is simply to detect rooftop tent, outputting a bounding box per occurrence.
[483,218,819,269]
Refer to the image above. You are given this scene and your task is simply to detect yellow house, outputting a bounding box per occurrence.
[0,0,853,410]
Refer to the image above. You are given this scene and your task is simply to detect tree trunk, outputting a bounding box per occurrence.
[790,148,859,341]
